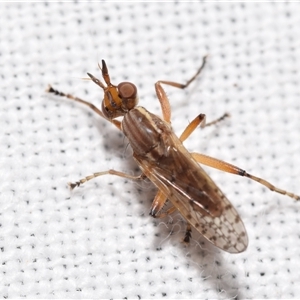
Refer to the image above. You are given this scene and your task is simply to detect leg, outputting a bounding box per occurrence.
[180,114,206,142]
[149,190,180,220]
[69,170,145,189]
[149,190,193,244]
[183,223,192,244]
[191,152,300,200]
[155,56,207,123]
[179,113,230,142]
[46,85,122,130]
[205,113,230,127]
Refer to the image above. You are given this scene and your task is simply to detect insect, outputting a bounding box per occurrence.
[46,57,299,253]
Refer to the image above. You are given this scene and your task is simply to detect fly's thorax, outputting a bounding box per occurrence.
[122,107,172,160]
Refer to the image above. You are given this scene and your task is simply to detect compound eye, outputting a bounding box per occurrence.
[118,82,137,100]
[117,82,137,108]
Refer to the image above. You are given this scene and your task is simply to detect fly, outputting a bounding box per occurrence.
[46,57,299,253]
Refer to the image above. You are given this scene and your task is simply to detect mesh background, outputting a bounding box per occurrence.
[1,2,300,299]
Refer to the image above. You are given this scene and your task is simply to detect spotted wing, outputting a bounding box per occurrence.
[135,131,248,253]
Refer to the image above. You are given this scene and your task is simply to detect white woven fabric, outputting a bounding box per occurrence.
[1,2,300,299]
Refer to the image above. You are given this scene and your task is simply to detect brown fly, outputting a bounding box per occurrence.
[46,57,299,253]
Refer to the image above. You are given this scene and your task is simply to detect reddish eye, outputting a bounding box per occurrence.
[118,82,137,100]
[117,82,138,111]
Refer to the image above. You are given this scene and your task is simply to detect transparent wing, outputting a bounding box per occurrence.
[135,131,248,253]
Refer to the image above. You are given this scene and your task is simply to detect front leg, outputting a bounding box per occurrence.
[154,56,207,123]
[46,85,122,130]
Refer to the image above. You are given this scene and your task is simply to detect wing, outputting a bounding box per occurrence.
[134,131,248,253]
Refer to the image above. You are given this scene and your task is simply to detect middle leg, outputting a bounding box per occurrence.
[179,112,230,142]
[69,170,146,189]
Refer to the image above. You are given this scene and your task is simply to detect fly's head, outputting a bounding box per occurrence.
[87,60,139,120]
